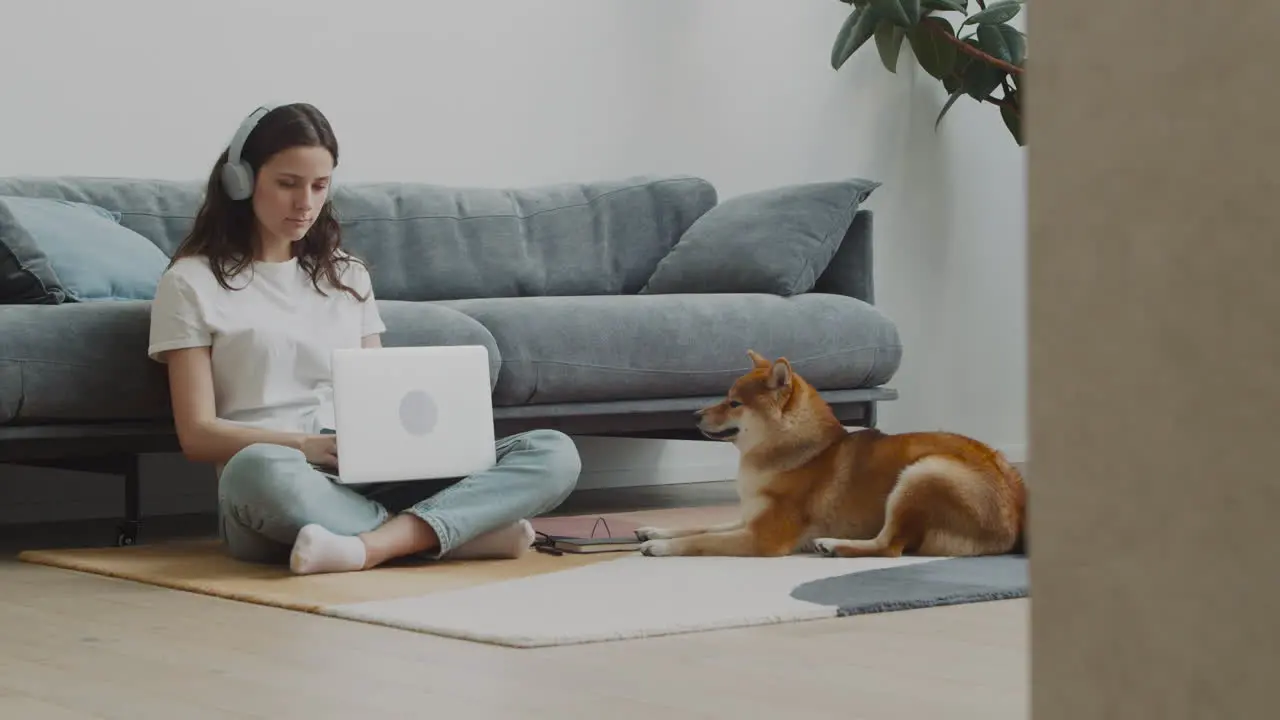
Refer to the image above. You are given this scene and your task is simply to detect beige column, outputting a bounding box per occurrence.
[1029,1,1280,717]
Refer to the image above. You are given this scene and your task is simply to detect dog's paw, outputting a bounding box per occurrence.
[810,538,843,557]
[638,539,675,557]
[634,526,671,541]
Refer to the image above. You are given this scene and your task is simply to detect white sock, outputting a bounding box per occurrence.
[289,524,367,575]
[446,519,535,560]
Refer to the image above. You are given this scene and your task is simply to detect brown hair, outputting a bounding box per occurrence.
[169,102,367,301]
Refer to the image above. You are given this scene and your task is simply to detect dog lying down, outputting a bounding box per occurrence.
[636,350,1027,559]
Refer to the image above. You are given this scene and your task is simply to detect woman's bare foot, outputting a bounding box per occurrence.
[358,513,440,569]
[447,520,535,560]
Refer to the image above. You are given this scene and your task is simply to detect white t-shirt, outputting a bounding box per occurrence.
[147,253,386,435]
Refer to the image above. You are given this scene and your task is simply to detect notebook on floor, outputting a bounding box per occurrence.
[530,515,644,554]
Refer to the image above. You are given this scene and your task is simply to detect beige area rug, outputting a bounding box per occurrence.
[18,504,1028,648]
[16,505,741,613]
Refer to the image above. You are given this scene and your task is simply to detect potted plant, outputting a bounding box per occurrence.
[831,0,1026,145]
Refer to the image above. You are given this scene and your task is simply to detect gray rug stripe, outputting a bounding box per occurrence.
[789,555,1028,616]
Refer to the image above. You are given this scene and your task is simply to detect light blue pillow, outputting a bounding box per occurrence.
[0,196,170,302]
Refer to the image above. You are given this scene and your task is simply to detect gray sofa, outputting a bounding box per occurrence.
[0,173,902,544]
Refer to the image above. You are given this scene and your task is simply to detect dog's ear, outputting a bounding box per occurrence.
[747,349,770,369]
[768,357,792,389]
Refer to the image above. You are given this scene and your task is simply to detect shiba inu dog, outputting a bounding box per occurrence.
[635,350,1026,559]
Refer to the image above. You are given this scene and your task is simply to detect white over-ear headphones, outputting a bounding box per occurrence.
[220,103,280,201]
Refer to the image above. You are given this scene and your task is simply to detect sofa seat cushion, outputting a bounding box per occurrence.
[0,301,501,424]
[0,302,170,423]
[372,301,502,390]
[439,293,902,407]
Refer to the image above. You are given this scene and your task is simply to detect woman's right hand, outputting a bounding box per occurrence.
[301,434,339,468]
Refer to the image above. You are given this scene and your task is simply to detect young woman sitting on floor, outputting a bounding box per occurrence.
[147,102,581,575]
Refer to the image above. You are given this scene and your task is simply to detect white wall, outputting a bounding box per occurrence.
[0,0,1026,522]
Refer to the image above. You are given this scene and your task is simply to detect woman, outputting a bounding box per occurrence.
[147,103,581,575]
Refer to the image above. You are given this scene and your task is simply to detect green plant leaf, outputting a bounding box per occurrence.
[976,23,1026,65]
[831,6,880,69]
[976,24,1007,63]
[1001,25,1027,65]
[874,19,907,72]
[923,0,967,12]
[963,63,1005,100]
[950,46,973,76]
[935,89,964,130]
[903,0,922,24]
[1001,93,1024,145]
[961,37,1005,99]
[869,0,919,27]
[831,7,861,68]
[963,0,1023,26]
[906,17,958,80]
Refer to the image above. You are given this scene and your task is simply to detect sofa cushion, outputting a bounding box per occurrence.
[640,178,880,297]
[0,301,501,424]
[371,301,502,390]
[337,175,718,301]
[440,293,902,406]
[0,302,171,423]
[0,196,171,304]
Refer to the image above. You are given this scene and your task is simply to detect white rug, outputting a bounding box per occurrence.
[319,553,1027,648]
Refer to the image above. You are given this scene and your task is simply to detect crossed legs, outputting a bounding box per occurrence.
[216,429,581,574]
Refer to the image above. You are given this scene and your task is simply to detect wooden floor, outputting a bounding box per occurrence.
[0,482,1028,719]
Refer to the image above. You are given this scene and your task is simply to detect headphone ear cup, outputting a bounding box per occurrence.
[221,160,253,201]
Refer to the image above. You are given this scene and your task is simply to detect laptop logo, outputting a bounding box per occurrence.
[399,389,438,436]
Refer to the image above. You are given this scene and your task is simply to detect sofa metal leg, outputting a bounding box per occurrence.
[116,454,141,547]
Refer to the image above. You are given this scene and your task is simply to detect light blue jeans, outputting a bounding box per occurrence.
[216,428,581,563]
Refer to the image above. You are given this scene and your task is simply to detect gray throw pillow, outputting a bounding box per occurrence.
[639,178,880,297]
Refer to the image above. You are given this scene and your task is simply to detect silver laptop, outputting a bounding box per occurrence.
[315,344,496,484]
